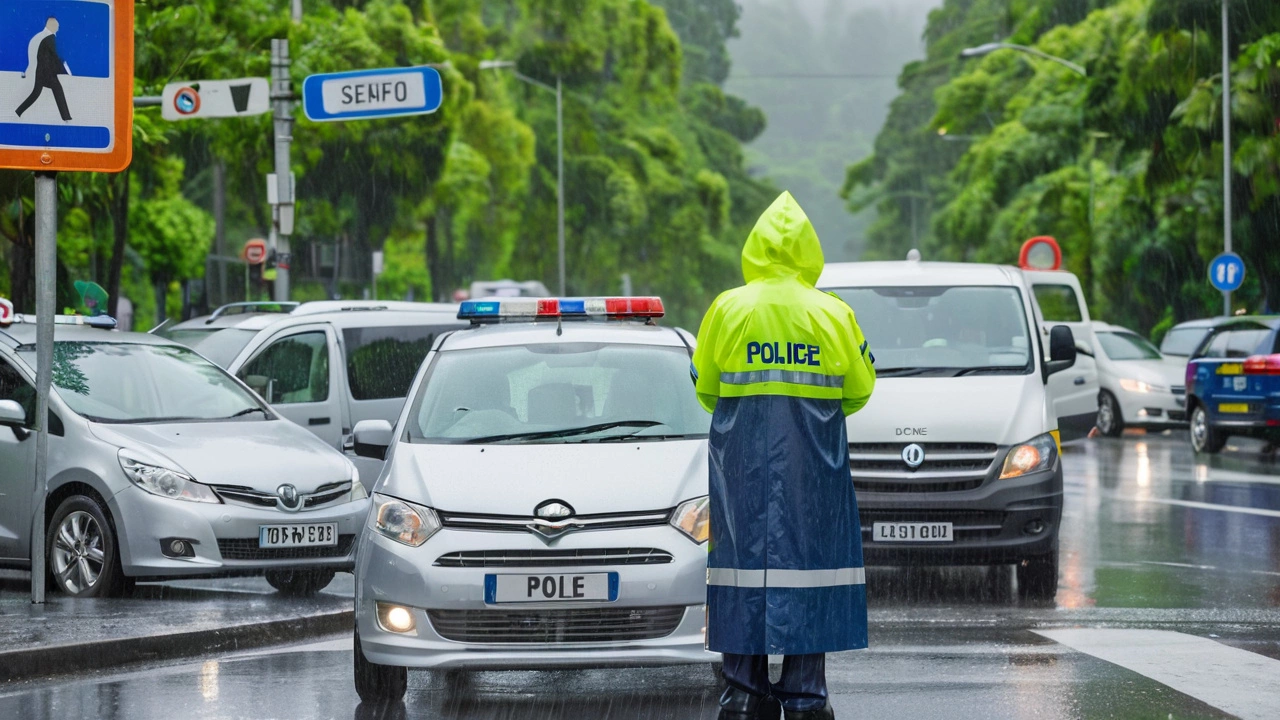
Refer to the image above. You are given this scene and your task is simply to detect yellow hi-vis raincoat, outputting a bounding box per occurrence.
[692,191,875,655]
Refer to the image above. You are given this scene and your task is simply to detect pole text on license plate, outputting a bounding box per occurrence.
[873,522,953,542]
[487,572,618,603]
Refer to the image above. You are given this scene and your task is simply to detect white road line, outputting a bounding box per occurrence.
[1035,629,1280,720]
[1105,493,1280,519]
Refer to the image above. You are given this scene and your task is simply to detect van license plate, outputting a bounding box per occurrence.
[487,573,617,603]
[1219,403,1250,413]
[258,523,337,548]
[873,522,953,542]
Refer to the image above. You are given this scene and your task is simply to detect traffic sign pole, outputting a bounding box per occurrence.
[271,39,295,302]
[1222,0,1233,317]
[31,172,57,605]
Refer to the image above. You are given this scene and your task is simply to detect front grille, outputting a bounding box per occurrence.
[1171,385,1187,396]
[860,509,1006,540]
[434,548,674,568]
[427,606,685,644]
[438,509,671,536]
[1168,410,1187,421]
[848,442,997,494]
[209,482,353,511]
[216,534,356,561]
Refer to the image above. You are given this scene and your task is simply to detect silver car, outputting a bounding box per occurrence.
[0,317,368,597]
[350,297,716,703]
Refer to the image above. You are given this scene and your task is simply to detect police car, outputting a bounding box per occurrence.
[818,258,1081,601]
[1184,317,1280,453]
[349,297,716,702]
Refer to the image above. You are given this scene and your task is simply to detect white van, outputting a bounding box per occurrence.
[817,258,1096,601]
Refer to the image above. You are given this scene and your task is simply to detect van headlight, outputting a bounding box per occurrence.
[998,434,1058,480]
[370,493,440,547]
[118,449,221,504]
[670,496,710,544]
[347,464,367,502]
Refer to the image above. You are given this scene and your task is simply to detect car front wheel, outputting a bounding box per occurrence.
[1190,405,1226,454]
[354,628,408,704]
[1097,391,1124,437]
[47,495,128,597]
[264,568,336,596]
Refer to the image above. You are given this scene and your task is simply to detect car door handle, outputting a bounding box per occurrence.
[308,417,331,426]
[1074,377,1086,386]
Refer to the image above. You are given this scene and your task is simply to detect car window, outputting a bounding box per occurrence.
[238,331,330,405]
[1032,284,1083,323]
[1200,331,1230,359]
[1226,329,1270,359]
[17,342,263,424]
[1096,332,1162,361]
[164,328,260,367]
[1160,327,1210,357]
[407,343,710,443]
[343,324,460,401]
[0,357,37,427]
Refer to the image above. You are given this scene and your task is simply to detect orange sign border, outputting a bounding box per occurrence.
[0,0,135,174]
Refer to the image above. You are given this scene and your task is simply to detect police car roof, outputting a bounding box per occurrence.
[818,260,1025,288]
[0,324,179,350]
[440,320,690,351]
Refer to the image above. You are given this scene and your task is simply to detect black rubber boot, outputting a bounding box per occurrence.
[783,702,834,720]
[718,687,783,720]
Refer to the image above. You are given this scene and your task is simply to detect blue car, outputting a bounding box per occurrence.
[1185,317,1280,453]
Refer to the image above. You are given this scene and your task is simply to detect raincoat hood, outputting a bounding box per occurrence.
[742,191,825,286]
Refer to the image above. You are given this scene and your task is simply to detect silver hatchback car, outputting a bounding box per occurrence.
[0,317,369,597]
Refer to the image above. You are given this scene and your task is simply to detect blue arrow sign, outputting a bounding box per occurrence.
[302,66,442,122]
[1208,252,1245,292]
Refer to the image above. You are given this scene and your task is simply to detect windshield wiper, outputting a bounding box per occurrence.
[462,420,663,444]
[225,407,268,419]
[950,366,1029,377]
[877,367,949,377]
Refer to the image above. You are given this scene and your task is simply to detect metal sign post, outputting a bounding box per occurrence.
[271,39,295,302]
[30,173,57,604]
[1222,0,1233,317]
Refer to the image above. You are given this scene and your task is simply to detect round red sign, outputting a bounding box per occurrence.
[242,239,268,265]
[0,298,13,327]
[1019,236,1062,271]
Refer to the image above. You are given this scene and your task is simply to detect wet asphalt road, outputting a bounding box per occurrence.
[3,434,1280,719]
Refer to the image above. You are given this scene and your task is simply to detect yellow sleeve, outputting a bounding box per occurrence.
[691,297,723,414]
[841,310,876,416]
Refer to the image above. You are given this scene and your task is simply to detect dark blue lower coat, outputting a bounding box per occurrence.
[706,395,867,656]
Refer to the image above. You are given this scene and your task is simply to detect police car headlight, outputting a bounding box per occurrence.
[998,434,1058,480]
[671,496,710,544]
[118,449,221,504]
[371,493,440,547]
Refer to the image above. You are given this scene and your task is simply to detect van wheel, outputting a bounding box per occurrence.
[1016,551,1058,604]
[354,628,408,704]
[265,569,335,596]
[1097,391,1124,437]
[47,495,128,597]
[1190,405,1226,454]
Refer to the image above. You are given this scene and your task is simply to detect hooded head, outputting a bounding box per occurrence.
[741,191,825,286]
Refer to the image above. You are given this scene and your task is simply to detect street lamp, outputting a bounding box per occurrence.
[959,42,1087,77]
[480,60,566,296]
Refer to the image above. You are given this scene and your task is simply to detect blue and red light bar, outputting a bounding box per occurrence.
[458,297,665,323]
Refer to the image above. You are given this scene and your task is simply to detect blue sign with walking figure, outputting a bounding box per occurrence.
[0,0,133,173]
[1208,252,1245,293]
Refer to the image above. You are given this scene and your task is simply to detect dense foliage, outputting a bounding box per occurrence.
[845,0,1280,339]
[0,0,773,329]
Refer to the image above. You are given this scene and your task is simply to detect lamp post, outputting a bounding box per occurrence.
[480,60,566,296]
[959,42,1087,77]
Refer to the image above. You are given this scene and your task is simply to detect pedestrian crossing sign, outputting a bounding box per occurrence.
[0,0,133,173]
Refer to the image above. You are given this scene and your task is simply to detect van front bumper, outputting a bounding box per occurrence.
[857,462,1063,566]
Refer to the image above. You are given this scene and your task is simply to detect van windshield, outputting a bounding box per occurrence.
[827,286,1034,377]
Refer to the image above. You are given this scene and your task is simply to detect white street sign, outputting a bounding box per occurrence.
[161,78,269,121]
[302,67,442,122]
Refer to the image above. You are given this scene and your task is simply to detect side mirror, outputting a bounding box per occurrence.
[1045,325,1077,376]
[0,399,26,427]
[352,419,394,461]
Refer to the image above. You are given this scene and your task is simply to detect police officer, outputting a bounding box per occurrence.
[692,192,875,720]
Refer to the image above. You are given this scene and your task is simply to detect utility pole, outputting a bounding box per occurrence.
[270,39,295,302]
[30,172,56,604]
[556,77,565,296]
[1222,0,1233,317]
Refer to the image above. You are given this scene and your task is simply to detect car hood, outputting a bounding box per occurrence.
[845,374,1047,445]
[88,419,352,492]
[378,440,708,515]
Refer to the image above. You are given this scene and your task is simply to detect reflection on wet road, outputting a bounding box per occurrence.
[2,435,1279,719]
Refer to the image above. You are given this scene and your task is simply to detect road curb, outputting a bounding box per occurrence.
[0,608,353,684]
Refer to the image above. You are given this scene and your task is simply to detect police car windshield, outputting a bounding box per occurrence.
[828,286,1033,376]
[407,342,710,444]
[18,342,266,423]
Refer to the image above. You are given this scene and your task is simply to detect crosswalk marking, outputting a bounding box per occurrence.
[1036,628,1280,720]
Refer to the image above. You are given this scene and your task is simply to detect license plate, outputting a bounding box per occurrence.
[1217,363,1244,375]
[873,522,953,542]
[1219,403,1250,414]
[258,523,338,548]
[485,572,618,604]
